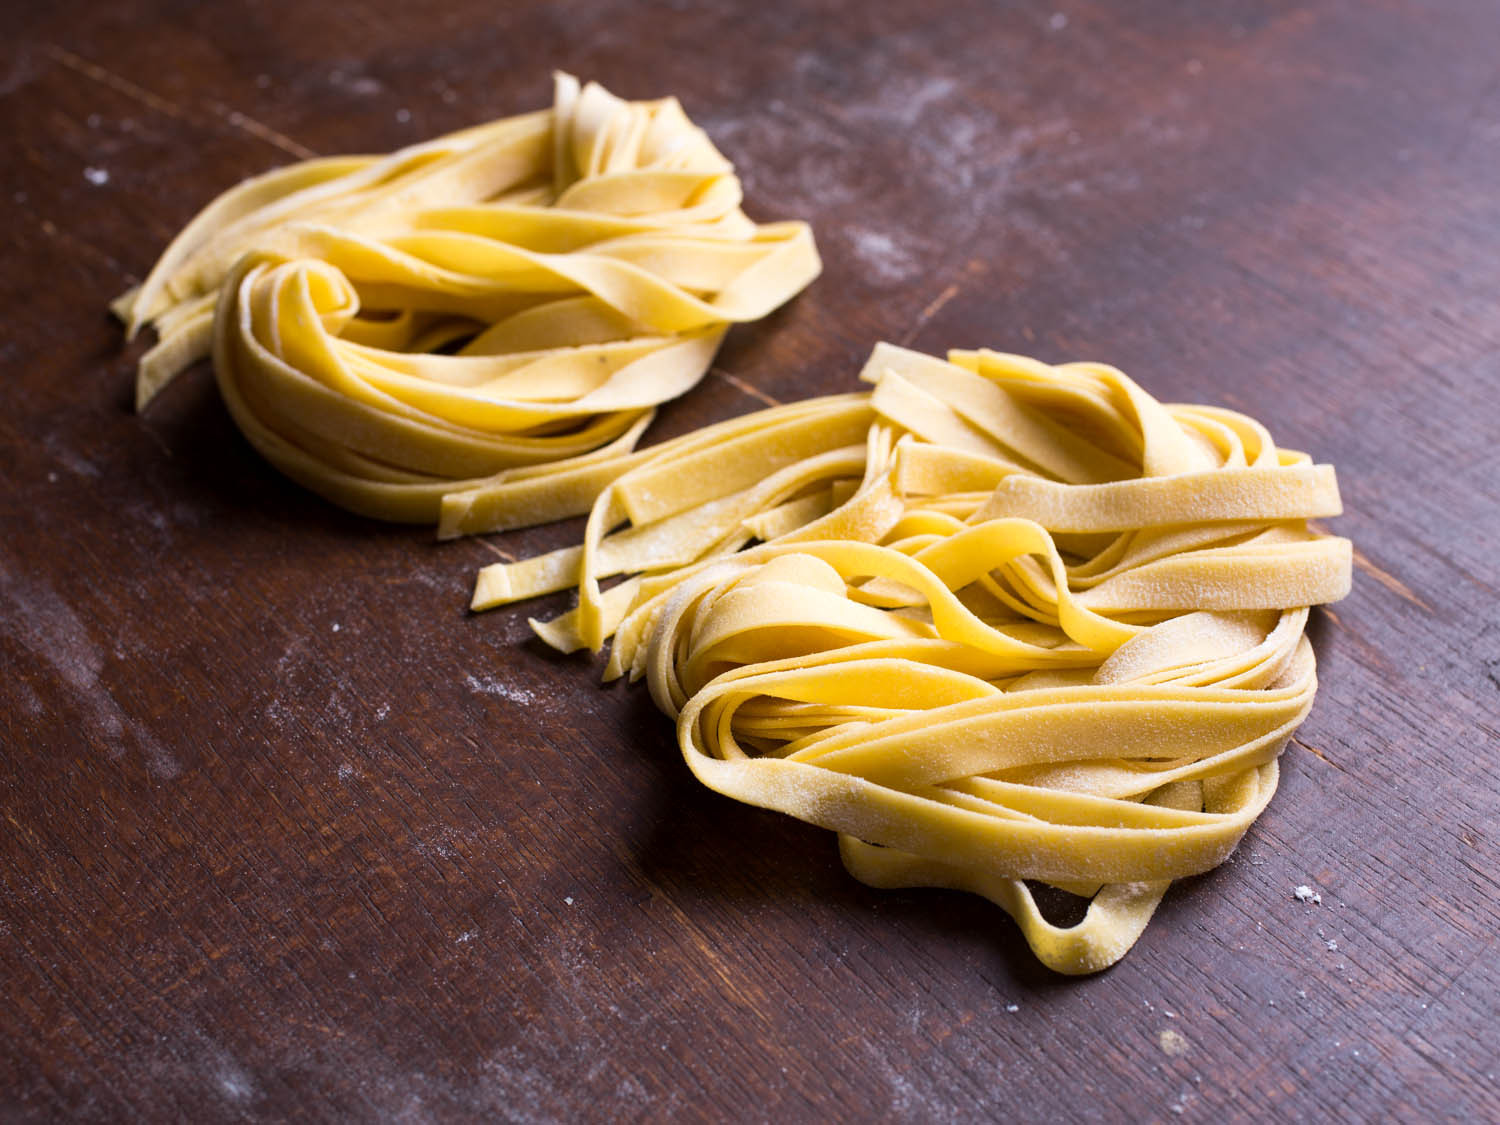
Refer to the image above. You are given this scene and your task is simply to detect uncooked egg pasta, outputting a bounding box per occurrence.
[475,343,1350,973]
[116,74,820,525]
[117,74,1350,974]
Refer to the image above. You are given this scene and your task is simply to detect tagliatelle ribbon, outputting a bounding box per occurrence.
[118,73,820,525]
[473,343,1351,973]
[116,66,1352,976]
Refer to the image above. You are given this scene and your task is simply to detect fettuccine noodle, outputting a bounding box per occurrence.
[116,74,820,525]
[116,70,1350,972]
[476,343,1351,973]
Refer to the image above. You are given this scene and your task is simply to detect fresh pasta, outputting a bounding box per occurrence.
[476,343,1351,973]
[116,74,820,525]
[116,70,1351,972]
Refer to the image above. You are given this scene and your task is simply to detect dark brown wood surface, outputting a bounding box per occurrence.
[3,1,1498,1120]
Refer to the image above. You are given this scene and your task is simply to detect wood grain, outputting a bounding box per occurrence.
[3,0,1498,1120]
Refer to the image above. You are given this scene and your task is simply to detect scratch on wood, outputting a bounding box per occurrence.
[203,99,318,161]
[900,281,963,345]
[611,843,765,1017]
[712,367,781,408]
[45,45,192,122]
[474,540,516,563]
[47,45,317,162]
[34,215,136,283]
[139,424,174,459]
[1291,735,1345,773]
[1350,546,1432,612]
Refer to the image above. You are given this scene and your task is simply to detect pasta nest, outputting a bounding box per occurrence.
[115,74,820,524]
[476,344,1352,972]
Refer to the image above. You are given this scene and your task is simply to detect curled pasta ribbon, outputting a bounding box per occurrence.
[118,73,820,526]
[478,343,1351,973]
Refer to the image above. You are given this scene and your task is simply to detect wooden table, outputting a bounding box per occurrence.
[4,1,1497,1119]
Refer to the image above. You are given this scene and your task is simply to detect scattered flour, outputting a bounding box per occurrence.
[218,1067,254,1102]
[465,674,534,705]
[0,565,179,778]
[845,228,921,285]
[1294,884,1322,905]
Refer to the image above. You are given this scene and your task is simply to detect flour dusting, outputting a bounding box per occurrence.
[845,228,921,285]
[0,564,180,777]
[465,674,534,705]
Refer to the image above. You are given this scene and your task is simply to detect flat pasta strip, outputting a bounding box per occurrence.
[120,73,820,528]
[478,343,1350,974]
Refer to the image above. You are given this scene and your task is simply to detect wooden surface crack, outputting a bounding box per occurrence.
[202,98,318,161]
[46,44,316,161]
[1350,546,1432,612]
[45,44,192,122]
[711,366,781,407]
[473,539,516,563]
[1291,735,1345,773]
[900,280,964,345]
[30,212,135,284]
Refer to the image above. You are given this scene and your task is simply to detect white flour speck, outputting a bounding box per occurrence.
[1005,1003,1019,1013]
[1294,884,1322,905]
[218,1068,253,1102]
[337,764,354,781]
[465,674,534,704]
[564,897,574,906]
[84,166,109,185]
[457,929,478,944]
[1049,12,1068,30]
[396,108,411,123]
[845,228,920,285]
[331,622,341,633]
[1169,1086,1194,1115]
